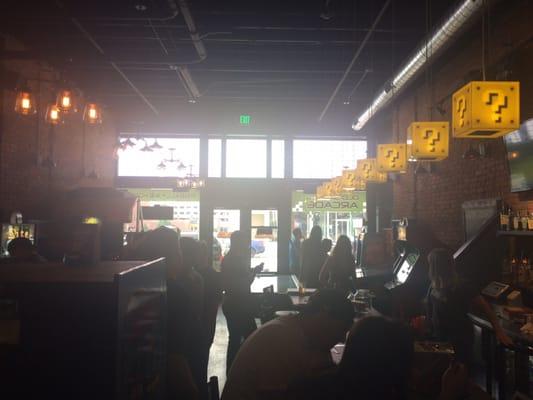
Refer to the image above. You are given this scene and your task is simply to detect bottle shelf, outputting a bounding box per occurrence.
[497,230,533,237]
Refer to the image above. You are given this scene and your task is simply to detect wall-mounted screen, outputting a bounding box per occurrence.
[504,119,533,192]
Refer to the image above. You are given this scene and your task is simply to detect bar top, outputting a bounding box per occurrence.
[0,259,164,284]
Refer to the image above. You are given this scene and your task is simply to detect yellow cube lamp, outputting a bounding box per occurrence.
[357,158,377,181]
[341,169,357,191]
[407,121,449,161]
[316,184,326,199]
[452,81,519,138]
[377,144,407,172]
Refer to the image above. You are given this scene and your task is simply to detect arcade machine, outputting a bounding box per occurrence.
[371,218,443,320]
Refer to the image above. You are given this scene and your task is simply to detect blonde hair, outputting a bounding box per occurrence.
[428,248,457,290]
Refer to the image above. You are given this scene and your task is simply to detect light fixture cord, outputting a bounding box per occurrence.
[481,0,486,81]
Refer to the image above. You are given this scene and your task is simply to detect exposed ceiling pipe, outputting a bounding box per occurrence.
[318,0,391,121]
[177,0,207,61]
[352,0,484,131]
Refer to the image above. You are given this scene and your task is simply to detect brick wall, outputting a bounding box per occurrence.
[0,38,117,221]
[368,1,533,249]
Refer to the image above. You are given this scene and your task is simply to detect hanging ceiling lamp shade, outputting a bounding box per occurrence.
[45,104,61,125]
[56,89,77,113]
[150,139,163,150]
[15,89,36,115]
[83,103,103,124]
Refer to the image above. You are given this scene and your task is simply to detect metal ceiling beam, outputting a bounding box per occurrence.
[318,0,392,121]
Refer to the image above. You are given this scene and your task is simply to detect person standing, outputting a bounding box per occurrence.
[319,235,356,293]
[289,227,303,275]
[300,226,327,288]
[221,231,263,373]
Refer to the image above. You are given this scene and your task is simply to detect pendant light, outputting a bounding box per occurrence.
[45,104,61,125]
[83,103,102,124]
[56,89,77,113]
[15,88,36,115]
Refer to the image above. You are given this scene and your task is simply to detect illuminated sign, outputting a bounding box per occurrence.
[452,81,519,138]
[240,114,251,126]
[407,121,449,161]
[377,144,407,172]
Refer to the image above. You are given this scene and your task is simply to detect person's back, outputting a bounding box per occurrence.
[319,235,356,292]
[222,289,354,400]
[300,226,326,288]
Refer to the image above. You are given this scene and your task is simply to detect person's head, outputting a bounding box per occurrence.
[127,227,183,279]
[299,289,354,351]
[229,230,248,256]
[7,237,34,260]
[180,237,201,271]
[331,235,353,261]
[428,248,457,290]
[309,225,322,242]
[321,238,332,254]
[292,227,303,241]
[196,240,210,271]
[339,316,414,399]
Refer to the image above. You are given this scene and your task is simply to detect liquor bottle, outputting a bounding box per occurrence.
[509,209,515,231]
[517,211,523,231]
[511,257,518,285]
[500,206,509,231]
[521,212,529,231]
[528,212,533,231]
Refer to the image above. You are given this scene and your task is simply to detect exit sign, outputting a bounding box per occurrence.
[240,114,251,125]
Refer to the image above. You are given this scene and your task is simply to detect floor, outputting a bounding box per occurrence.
[207,307,229,393]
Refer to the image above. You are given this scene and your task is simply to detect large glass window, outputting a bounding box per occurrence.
[292,140,367,179]
[208,139,222,177]
[118,137,200,177]
[271,140,285,178]
[226,139,267,178]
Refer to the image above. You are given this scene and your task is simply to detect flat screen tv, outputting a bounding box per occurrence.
[504,119,533,192]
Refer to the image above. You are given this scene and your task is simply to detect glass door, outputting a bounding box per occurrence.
[251,209,278,272]
[212,209,240,270]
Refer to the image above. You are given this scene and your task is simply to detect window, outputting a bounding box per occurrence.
[118,137,200,177]
[226,139,267,178]
[292,140,367,179]
[271,140,285,178]
[208,139,222,177]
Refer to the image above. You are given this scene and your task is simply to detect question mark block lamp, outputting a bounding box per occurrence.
[407,121,449,161]
[357,158,387,183]
[452,81,519,138]
[377,144,407,172]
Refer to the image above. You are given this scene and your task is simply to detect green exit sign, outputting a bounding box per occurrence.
[240,114,251,125]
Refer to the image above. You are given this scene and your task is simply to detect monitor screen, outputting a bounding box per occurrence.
[504,119,533,192]
[396,253,418,284]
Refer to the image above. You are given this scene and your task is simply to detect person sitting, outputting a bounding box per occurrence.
[319,235,356,293]
[221,289,354,400]
[7,237,46,262]
[426,248,512,368]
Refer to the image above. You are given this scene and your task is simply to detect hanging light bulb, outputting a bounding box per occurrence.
[83,103,102,124]
[150,139,163,150]
[56,89,77,113]
[15,89,36,115]
[45,104,61,125]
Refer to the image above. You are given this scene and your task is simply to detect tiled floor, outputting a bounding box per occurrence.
[207,307,229,393]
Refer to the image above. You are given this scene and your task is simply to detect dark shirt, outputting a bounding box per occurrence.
[198,266,222,346]
[426,281,478,362]
[289,237,302,275]
[323,255,357,292]
[221,252,254,304]
[300,239,327,288]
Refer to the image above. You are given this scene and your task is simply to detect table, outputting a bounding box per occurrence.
[469,306,533,399]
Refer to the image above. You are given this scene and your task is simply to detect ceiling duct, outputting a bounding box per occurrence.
[352,0,484,131]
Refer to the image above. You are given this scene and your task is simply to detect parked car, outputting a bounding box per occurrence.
[251,240,265,257]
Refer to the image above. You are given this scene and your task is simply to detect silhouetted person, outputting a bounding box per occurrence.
[222,289,354,400]
[321,238,332,256]
[289,227,303,275]
[300,226,327,288]
[7,237,46,262]
[221,230,263,374]
[426,248,512,367]
[196,240,222,395]
[319,235,356,293]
